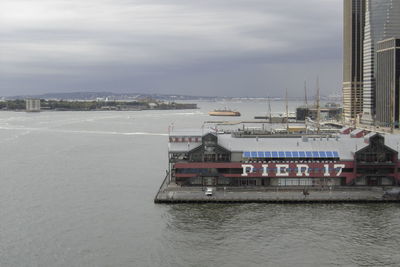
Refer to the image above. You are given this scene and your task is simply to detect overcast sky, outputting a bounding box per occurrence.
[0,0,342,97]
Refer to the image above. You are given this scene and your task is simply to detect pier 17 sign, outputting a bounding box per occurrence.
[241,163,348,177]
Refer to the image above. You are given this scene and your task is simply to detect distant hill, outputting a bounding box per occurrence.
[6,92,216,101]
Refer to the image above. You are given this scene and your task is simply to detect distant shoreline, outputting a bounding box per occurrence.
[0,99,198,112]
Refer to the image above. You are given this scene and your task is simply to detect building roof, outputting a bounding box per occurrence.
[168,142,202,152]
[217,134,368,160]
[340,126,352,134]
[169,128,214,137]
[168,130,400,160]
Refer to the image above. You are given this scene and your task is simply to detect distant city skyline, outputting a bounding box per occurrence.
[0,0,342,97]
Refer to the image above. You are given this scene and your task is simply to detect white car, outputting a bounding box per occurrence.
[205,187,213,196]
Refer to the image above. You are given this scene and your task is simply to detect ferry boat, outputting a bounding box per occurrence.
[208,109,241,117]
[166,127,400,188]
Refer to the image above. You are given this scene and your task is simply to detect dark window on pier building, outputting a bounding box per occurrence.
[342,168,354,173]
[354,134,397,186]
[188,133,231,162]
[355,134,397,163]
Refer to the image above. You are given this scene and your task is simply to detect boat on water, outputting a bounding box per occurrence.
[208,109,241,116]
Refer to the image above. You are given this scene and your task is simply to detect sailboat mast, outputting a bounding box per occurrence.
[268,96,272,124]
[316,77,321,134]
[304,80,308,107]
[286,89,289,133]
[304,80,308,131]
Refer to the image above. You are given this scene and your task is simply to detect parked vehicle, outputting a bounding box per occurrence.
[205,187,213,196]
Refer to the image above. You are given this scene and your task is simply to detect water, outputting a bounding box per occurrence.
[0,101,399,267]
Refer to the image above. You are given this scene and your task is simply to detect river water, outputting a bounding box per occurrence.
[0,100,399,267]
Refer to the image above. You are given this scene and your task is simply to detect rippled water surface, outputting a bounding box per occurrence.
[0,101,399,267]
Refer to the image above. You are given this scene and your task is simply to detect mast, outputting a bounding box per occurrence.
[316,76,321,134]
[268,96,272,124]
[304,80,308,107]
[304,80,308,132]
[286,88,289,133]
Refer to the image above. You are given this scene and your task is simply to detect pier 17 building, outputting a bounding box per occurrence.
[167,130,400,187]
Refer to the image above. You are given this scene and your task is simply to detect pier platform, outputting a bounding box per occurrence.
[154,180,400,204]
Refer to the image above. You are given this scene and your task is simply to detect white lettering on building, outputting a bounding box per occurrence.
[296,164,310,177]
[324,164,330,177]
[262,164,269,176]
[276,164,289,176]
[240,163,347,177]
[334,164,345,176]
[241,164,254,176]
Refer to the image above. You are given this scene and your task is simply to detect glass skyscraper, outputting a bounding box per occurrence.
[375,38,400,128]
[362,0,400,122]
[343,0,365,122]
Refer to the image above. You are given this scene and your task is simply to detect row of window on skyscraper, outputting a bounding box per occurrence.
[343,0,400,128]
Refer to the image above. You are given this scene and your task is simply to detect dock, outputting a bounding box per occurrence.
[154,183,400,204]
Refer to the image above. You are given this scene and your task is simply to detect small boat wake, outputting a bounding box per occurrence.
[0,125,168,137]
[118,132,168,136]
[52,129,169,137]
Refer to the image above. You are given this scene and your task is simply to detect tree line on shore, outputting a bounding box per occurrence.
[0,99,197,111]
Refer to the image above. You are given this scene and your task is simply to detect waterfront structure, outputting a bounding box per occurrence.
[375,38,400,128]
[296,104,342,121]
[25,99,41,112]
[343,0,365,121]
[168,129,400,187]
[362,0,400,123]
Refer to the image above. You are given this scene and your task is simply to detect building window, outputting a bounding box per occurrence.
[343,168,354,173]
[204,154,216,162]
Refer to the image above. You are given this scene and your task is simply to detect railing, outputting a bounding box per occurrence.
[357,161,396,166]
[154,171,170,199]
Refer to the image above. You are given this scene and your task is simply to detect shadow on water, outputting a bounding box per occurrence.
[156,203,400,267]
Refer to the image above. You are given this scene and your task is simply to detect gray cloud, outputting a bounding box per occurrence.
[0,0,342,97]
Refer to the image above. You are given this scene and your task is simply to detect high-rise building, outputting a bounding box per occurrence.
[362,0,400,123]
[25,99,41,112]
[375,38,400,128]
[343,0,365,121]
